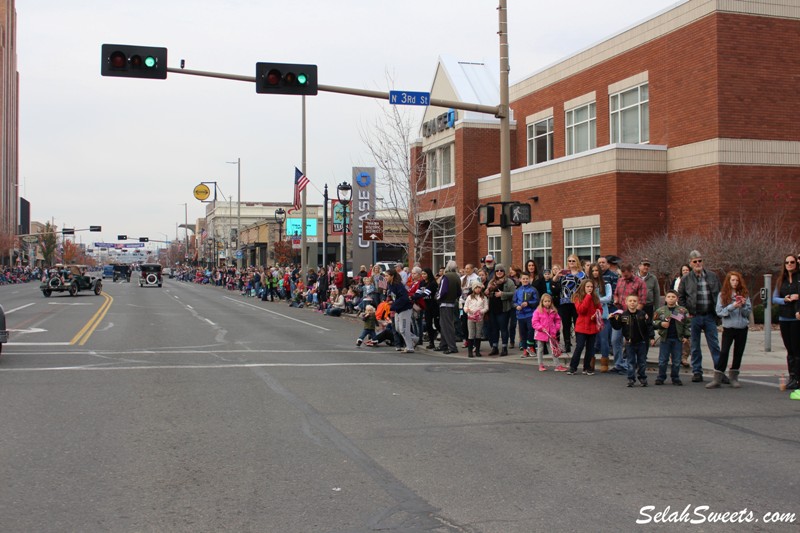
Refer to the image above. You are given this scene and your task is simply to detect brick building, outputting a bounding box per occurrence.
[412,0,800,271]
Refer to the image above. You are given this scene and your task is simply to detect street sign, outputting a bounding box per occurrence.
[291,236,301,250]
[389,91,430,106]
[361,219,384,241]
[235,250,243,259]
[22,235,38,244]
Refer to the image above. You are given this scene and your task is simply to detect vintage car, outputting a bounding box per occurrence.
[0,303,8,356]
[139,263,163,287]
[113,264,131,282]
[40,265,103,297]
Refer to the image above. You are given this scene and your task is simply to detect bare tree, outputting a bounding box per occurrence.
[360,85,479,264]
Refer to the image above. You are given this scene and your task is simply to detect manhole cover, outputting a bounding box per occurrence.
[426,364,509,374]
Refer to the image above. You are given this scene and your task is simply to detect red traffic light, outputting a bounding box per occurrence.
[266,69,281,86]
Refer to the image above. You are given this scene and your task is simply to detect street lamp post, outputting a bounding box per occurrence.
[336,181,352,286]
[227,158,241,266]
[274,208,286,266]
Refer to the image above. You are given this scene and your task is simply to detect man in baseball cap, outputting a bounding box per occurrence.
[482,254,496,278]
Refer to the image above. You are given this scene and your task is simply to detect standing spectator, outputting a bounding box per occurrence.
[513,273,539,357]
[532,293,564,371]
[611,263,647,374]
[772,253,800,390]
[526,259,547,306]
[553,254,586,353]
[636,258,660,319]
[387,269,416,352]
[566,279,603,375]
[371,264,387,304]
[463,281,489,357]
[485,264,516,356]
[612,294,655,387]
[678,250,722,383]
[458,264,480,345]
[435,260,461,354]
[708,271,751,389]
[653,290,691,386]
[669,264,692,368]
[588,263,613,371]
[421,268,440,349]
[507,265,523,350]
[482,254,496,279]
[408,267,425,346]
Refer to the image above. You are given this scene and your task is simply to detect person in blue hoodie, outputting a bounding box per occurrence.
[513,273,540,357]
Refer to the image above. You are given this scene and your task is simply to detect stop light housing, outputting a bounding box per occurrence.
[478,205,495,225]
[256,62,317,95]
[101,44,168,79]
[118,235,127,240]
[504,202,532,225]
[139,237,149,243]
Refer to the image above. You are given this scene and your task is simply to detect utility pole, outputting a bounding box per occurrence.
[498,0,512,265]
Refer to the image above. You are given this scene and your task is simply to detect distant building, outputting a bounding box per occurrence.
[412,0,800,270]
[0,0,18,245]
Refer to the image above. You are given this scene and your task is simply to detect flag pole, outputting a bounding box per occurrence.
[301,95,308,274]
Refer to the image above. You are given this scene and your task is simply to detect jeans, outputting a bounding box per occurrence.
[487,310,510,348]
[626,341,649,381]
[517,317,535,350]
[558,303,577,349]
[569,332,597,372]
[690,314,721,375]
[612,328,627,370]
[718,327,748,372]
[658,338,683,381]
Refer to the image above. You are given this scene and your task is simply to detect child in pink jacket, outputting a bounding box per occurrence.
[531,293,565,371]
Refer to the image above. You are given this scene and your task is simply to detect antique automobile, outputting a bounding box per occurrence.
[139,263,163,287]
[0,303,8,356]
[40,265,103,297]
[113,264,131,283]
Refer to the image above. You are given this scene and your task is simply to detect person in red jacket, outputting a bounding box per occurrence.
[567,279,604,375]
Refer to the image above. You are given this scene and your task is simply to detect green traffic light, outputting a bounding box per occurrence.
[297,73,307,85]
[144,56,157,68]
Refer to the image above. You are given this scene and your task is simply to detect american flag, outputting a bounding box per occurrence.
[289,167,310,214]
[670,312,685,322]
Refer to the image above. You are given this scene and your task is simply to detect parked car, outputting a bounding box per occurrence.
[139,264,163,287]
[40,265,103,297]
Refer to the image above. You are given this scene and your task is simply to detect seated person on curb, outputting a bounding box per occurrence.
[325,288,346,316]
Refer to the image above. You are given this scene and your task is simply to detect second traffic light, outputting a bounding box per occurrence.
[101,44,167,79]
[256,62,317,95]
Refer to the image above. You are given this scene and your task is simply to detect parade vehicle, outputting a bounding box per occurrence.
[0,304,8,356]
[139,263,163,287]
[103,265,115,279]
[40,265,103,297]
[113,264,131,282]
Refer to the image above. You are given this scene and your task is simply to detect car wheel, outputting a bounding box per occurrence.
[94,282,102,295]
[43,290,51,297]
[69,283,78,296]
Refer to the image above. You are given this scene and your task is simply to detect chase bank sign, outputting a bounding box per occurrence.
[422,109,457,138]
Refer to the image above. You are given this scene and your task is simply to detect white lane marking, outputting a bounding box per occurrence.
[7,327,47,334]
[0,362,474,373]
[48,302,92,306]
[204,318,215,326]
[186,305,193,310]
[223,296,330,331]
[4,303,35,314]
[5,342,72,346]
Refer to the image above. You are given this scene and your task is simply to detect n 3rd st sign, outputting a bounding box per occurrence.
[389,91,430,106]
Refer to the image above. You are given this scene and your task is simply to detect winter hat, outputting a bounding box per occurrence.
[471,281,484,290]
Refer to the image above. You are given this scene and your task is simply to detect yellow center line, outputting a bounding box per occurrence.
[70,292,113,345]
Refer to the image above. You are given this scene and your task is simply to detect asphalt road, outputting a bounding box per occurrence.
[1,277,799,532]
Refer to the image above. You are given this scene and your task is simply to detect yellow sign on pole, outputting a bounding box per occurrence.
[193,183,211,201]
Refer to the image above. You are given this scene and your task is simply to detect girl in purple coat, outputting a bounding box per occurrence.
[531,293,565,372]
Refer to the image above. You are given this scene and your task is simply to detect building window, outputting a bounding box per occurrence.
[426,150,438,189]
[527,118,554,165]
[487,235,502,265]
[523,231,552,270]
[432,217,456,271]
[610,83,649,144]
[424,144,454,190]
[566,103,596,156]
[564,226,600,264]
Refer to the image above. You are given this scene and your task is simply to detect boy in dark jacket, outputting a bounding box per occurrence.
[611,294,655,387]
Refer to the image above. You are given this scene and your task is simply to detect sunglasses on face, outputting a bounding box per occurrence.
[786,260,797,265]
[692,259,703,264]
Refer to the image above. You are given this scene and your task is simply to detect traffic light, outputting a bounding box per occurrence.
[504,202,532,225]
[256,62,317,95]
[118,235,128,240]
[139,237,149,243]
[478,205,495,225]
[62,228,75,235]
[101,44,168,79]
[89,226,102,232]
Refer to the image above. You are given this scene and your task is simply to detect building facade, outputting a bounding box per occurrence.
[413,0,800,270]
[0,0,18,248]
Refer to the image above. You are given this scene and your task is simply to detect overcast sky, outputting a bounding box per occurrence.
[17,0,681,246]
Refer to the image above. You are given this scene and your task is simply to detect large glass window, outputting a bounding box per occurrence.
[566,103,596,155]
[487,235,502,265]
[424,144,453,190]
[610,83,649,144]
[523,231,552,270]
[564,226,600,264]
[527,118,554,165]
[432,217,456,271]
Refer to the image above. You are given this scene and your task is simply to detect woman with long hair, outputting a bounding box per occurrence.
[386,268,417,353]
[567,279,603,375]
[485,264,517,356]
[421,268,440,349]
[588,263,613,371]
[553,254,585,352]
[773,254,800,390]
[707,271,751,389]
